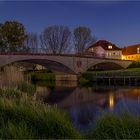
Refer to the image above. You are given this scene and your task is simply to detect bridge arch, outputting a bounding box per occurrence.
[83,60,128,73]
[88,62,124,71]
[0,56,75,74]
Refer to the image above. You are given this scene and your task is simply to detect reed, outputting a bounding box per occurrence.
[86,113,140,139]
[0,97,81,139]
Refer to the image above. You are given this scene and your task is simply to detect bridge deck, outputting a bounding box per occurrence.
[0,52,132,62]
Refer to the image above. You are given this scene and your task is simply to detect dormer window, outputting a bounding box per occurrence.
[108,45,112,49]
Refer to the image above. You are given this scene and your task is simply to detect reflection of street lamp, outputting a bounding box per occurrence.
[121,55,124,60]
[109,93,114,111]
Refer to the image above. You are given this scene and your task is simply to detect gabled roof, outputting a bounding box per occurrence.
[87,40,122,51]
[122,44,140,55]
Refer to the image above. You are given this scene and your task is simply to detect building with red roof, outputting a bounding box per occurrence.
[86,40,122,59]
[122,44,140,60]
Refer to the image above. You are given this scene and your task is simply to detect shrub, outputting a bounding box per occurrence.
[79,77,89,86]
[30,71,55,81]
[128,61,140,68]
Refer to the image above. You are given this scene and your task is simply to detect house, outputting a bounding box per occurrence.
[122,44,140,60]
[86,40,122,59]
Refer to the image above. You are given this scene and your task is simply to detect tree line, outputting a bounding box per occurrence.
[0,20,96,54]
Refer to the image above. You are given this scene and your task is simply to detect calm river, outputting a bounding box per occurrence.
[34,81,140,132]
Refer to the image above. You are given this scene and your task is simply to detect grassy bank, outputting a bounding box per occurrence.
[0,88,81,139]
[0,87,140,138]
[80,68,140,85]
[86,113,140,139]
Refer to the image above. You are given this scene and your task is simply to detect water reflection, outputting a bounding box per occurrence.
[55,80,77,87]
[34,84,140,131]
[109,93,114,110]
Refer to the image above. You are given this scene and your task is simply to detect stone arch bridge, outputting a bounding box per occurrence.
[0,53,133,74]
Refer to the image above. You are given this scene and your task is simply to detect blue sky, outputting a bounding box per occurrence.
[0,1,140,47]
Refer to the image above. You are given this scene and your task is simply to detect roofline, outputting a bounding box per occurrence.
[125,44,140,48]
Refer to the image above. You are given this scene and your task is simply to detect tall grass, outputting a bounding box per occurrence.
[17,82,36,96]
[0,86,81,139]
[0,88,22,99]
[86,113,140,139]
[0,97,81,139]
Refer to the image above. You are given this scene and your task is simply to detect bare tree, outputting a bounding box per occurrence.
[73,26,96,54]
[24,33,39,53]
[40,25,71,54]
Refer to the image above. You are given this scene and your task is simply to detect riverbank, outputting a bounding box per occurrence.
[0,87,140,139]
[27,70,55,81]
[86,113,140,139]
[80,68,140,85]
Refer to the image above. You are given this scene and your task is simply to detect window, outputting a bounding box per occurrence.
[108,45,112,49]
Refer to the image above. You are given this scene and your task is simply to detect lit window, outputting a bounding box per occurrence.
[108,45,112,49]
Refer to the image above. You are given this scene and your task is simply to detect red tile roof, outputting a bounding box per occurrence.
[122,44,140,55]
[87,40,122,51]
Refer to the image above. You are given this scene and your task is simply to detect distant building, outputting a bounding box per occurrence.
[86,40,122,59]
[122,44,140,60]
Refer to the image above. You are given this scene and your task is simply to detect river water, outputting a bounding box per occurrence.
[35,83,140,132]
[0,65,140,132]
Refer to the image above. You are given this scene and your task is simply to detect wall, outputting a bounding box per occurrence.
[122,54,140,61]
[88,46,122,59]
[88,46,106,57]
[105,50,122,59]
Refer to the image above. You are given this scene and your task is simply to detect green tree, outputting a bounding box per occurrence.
[0,21,27,52]
[0,24,7,52]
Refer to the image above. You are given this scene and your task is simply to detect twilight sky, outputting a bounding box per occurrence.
[0,1,140,47]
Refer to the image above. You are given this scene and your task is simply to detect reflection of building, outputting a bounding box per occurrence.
[86,40,122,59]
[122,44,140,60]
